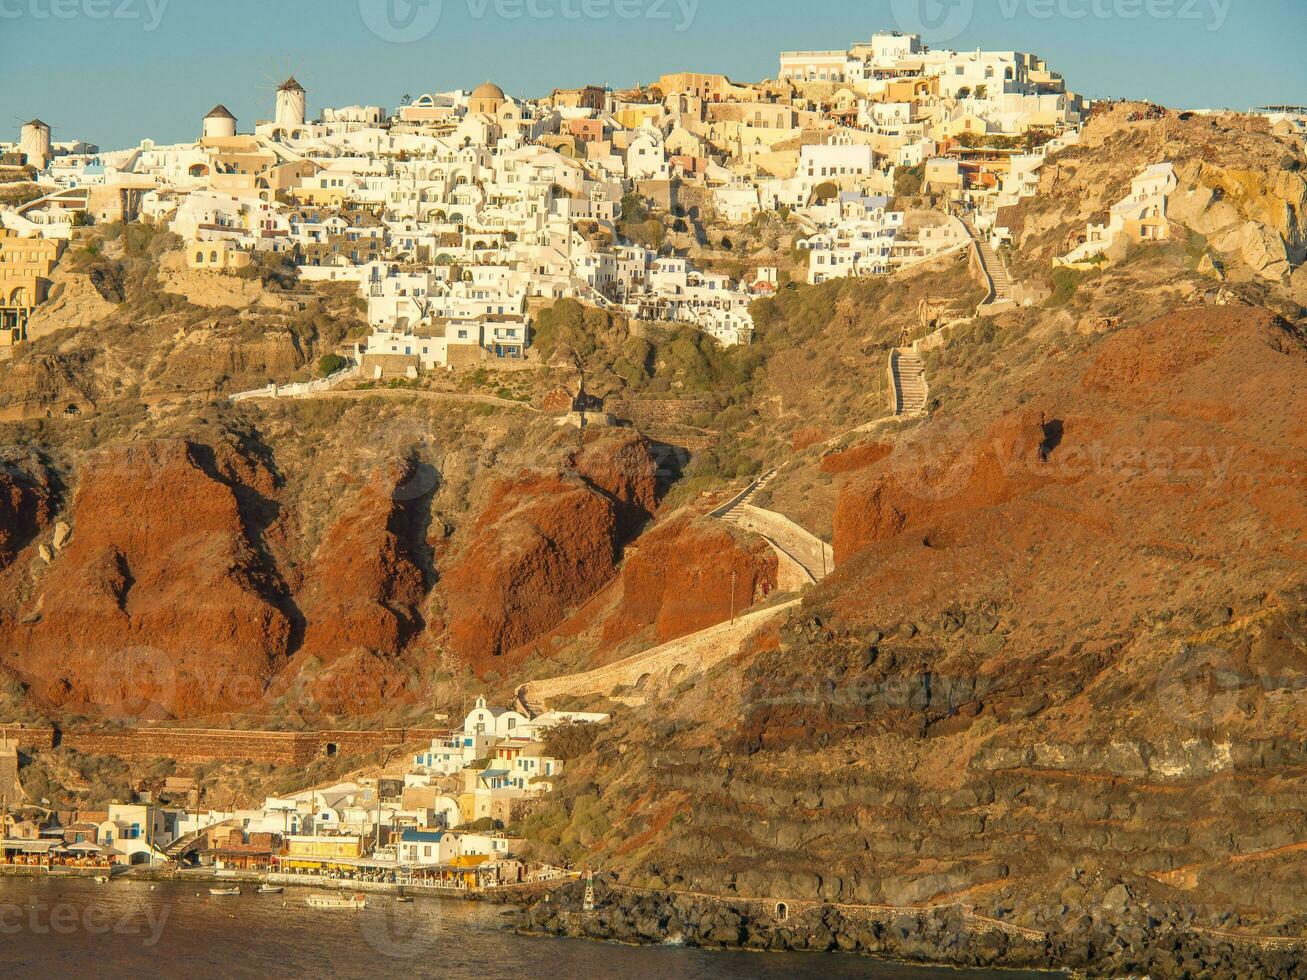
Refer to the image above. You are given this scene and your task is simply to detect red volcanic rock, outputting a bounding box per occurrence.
[1080,305,1251,393]
[0,452,53,569]
[442,471,622,666]
[440,431,660,670]
[601,513,778,647]
[831,407,1057,566]
[829,305,1307,653]
[0,441,291,717]
[303,650,417,717]
[297,459,428,663]
[570,429,659,535]
[540,385,576,414]
[820,442,893,475]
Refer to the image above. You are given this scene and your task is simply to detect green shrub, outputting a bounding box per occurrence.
[317,353,348,377]
[1047,267,1089,307]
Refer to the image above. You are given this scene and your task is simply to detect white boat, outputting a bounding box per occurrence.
[257,885,284,894]
[209,887,241,896]
[306,892,367,910]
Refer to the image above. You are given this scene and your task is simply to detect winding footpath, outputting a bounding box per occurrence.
[886,215,1018,419]
[711,468,834,584]
[523,215,1020,713]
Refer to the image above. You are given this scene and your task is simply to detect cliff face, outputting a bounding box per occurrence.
[530,304,1307,958]
[569,429,660,537]
[0,452,53,568]
[0,410,670,715]
[296,459,429,664]
[600,513,779,648]
[999,103,1307,301]
[441,471,622,667]
[439,429,659,671]
[1,441,292,717]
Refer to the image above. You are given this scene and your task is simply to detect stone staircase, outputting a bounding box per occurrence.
[718,468,778,515]
[976,236,1013,302]
[890,348,928,417]
[962,218,1016,308]
[712,468,834,584]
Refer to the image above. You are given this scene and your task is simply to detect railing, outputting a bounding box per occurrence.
[229,363,360,403]
[779,50,849,59]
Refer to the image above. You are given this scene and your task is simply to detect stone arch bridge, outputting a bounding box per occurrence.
[519,600,801,713]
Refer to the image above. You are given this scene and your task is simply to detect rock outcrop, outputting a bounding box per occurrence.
[296,459,429,664]
[1000,105,1306,294]
[600,513,779,647]
[0,441,291,717]
[0,451,53,569]
[441,470,624,667]
[440,431,660,670]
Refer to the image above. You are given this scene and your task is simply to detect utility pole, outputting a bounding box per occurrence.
[730,568,737,624]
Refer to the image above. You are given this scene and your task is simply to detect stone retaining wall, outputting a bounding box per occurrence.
[605,397,710,429]
[1,724,447,766]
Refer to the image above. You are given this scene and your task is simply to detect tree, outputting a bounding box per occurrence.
[810,181,839,205]
[318,353,347,377]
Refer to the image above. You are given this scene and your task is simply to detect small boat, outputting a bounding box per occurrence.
[257,885,284,895]
[396,894,414,904]
[209,887,241,897]
[306,892,367,910]
[94,876,109,884]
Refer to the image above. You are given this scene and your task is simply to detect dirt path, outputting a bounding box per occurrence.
[244,386,539,412]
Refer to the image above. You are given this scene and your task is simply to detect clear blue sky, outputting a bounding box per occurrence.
[1,0,1303,150]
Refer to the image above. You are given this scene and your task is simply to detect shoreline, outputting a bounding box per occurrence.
[6,865,1306,977]
[509,876,1307,979]
[2,862,565,905]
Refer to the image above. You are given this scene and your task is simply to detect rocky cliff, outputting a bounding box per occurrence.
[439,430,659,671]
[1000,104,1307,309]
[521,302,1307,976]
[0,441,292,717]
[599,512,779,648]
[0,450,53,568]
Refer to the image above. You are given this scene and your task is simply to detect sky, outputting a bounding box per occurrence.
[1,0,1304,150]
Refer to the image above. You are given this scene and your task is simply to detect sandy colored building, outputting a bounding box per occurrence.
[468,81,507,117]
[657,73,757,104]
[550,85,606,112]
[186,238,252,272]
[0,229,64,345]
